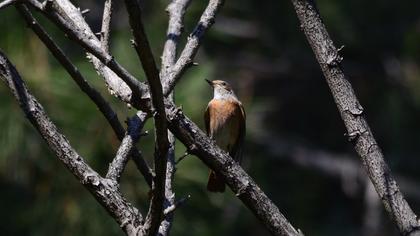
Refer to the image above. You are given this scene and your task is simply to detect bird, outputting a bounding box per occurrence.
[204,79,246,192]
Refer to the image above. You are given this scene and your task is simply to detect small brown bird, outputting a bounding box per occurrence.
[204,79,246,192]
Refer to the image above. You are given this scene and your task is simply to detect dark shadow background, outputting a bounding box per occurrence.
[1,0,420,235]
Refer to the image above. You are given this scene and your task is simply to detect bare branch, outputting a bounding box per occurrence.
[0,50,142,235]
[166,106,303,236]
[163,194,190,217]
[163,0,224,96]
[157,132,177,236]
[27,0,149,108]
[100,0,113,53]
[0,0,18,9]
[161,0,192,80]
[290,0,420,234]
[123,1,170,234]
[157,1,192,234]
[107,111,148,182]
[16,4,154,188]
[156,1,193,233]
[90,0,137,114]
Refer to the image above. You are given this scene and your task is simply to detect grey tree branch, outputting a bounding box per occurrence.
[16,4,154,188]
[166,106,303,236]
[27,0,149,108]
[0,50,143,236]
[158,1,192,234]
[163,0,224,96]
[123,1,170,234]
[290,0,420,235]
[0,0,17,9]
[100,0,113,53]
[157,132,176,236]
[161,0,192,80]
[107,111,148,182]
[96,0,154,189]
[90,0,133,108]
[87,0,132,106]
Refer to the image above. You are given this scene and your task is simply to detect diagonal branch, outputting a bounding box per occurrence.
[90,0,135,107]
[0,0,18,9]
[123,0,170,234]
[16,4,154,188]
[107,111,148,183]
[0,50,142,236]
[163,0,224,96]
[166,106,303,236]
[27,0,149,108]
[290,0,420,235]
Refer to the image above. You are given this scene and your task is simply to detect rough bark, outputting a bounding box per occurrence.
[162,0,224,95]
[290,0,420,235]
[17,4,154,188]
[106,112,148,182]
[123,1,170,234]
[0,51,143,235]
[157,0,192,234]
[166,106,303,236]
[28,0,149,107]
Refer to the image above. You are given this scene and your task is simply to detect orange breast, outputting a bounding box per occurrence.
[206,99,242,152]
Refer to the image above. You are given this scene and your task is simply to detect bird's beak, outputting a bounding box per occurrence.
[205,79,213,87]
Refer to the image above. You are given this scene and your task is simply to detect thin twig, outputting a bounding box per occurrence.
[290,0,420,234]
[163,194,191,216]
[175,152,189,164]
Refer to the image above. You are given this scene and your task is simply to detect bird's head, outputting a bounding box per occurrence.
[205,79,236,99]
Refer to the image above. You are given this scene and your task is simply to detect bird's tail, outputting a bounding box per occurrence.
[207,170,225,192]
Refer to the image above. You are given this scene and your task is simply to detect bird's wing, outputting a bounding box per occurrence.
[230,102,246,163]
[204,103,211,136]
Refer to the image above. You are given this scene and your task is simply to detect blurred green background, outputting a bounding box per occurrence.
[1,0,420,235]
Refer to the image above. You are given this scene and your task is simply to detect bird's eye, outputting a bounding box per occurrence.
[222,82,226,86]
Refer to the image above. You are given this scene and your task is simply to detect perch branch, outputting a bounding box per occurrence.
[166,106,303,236]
